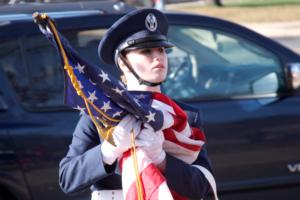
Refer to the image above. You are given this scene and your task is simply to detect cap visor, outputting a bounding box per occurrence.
[126,40,174,50]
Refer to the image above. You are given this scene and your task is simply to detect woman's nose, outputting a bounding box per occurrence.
[152,50,162,61]
[153,56,161,61]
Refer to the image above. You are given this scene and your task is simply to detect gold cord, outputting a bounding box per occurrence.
[35,13,144,199]
[37,13,121,139]
[131,132,144,200]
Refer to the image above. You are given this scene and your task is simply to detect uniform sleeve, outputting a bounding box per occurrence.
[59,114,116,194]
[164,106,214,199]
[164,145,212,199]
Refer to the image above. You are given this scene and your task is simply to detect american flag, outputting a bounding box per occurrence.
[34,13,217,200]
[33,13,164,132]
[120,92,207,200]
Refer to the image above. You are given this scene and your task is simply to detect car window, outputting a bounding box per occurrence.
[0,28,109,110]
[164,25,284,100]
[0,39,30,103]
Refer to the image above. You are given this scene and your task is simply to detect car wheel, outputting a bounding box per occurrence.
[0,189,16,200]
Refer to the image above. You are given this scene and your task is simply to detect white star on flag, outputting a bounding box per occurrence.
[89,79,96,86]
[112,87,124,96]
[101,101,112,113]
[98,70,110,83]
[88,90,98,103]
[77,80,83,89]
[136,94,146,99]
[118,80,126,88]
[112,111,123,118]
[145,111,156,123]
[133,98,140,106]
[118,103,125,109]
[76,63,85,74]
[75,105,85,116]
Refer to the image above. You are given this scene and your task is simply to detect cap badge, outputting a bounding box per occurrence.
[145,13,157,32]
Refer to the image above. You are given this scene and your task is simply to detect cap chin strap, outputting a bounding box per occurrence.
[119,54,164,87]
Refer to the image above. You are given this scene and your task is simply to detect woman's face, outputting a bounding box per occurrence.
[125,47,168,83]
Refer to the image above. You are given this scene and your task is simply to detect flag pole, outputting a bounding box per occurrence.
[32,12,118,140]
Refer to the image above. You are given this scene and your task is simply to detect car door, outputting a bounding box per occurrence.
[0,61,32,200]
[0,28,90,200]
[164,14,300,199]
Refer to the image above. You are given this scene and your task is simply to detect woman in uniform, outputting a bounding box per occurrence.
[59,8,216,200]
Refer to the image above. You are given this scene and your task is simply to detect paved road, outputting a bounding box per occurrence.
[166,2,300,54]
[242,21,300,54]
[272,36,300,54]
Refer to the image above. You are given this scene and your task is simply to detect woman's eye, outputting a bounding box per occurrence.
[139,48,164,54]
[141,49,152,54]
[158,48,165,53]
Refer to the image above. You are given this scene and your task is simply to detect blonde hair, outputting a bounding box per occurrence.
[120,74,127,85]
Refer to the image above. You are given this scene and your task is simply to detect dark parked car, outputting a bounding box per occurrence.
[1,1,300,200]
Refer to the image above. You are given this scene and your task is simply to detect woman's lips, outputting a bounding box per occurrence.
[152,64,164,69]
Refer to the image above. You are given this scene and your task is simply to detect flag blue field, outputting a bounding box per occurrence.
[36,15,163,131]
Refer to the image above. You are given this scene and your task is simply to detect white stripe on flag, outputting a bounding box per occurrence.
[152,99,175,115]
[121,150,150,198]
[163,141,200,164]
[152,99,175,130]
[173,129,205,146]
[175,121,192,137]
[158,181,174,200]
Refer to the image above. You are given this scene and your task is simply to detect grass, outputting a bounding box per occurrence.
[166,0,300,23]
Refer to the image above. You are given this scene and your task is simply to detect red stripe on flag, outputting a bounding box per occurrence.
[118,150,132,173]
[125,163,165,200]
[164,129,202,151]
[152,93,187,132]
[191,127,206,142]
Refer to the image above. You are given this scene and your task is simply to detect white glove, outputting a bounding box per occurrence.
[101,115,141,165]
[135,123,166,165]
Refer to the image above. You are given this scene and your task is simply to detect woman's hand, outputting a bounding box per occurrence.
[101,115,141,165]
[136,123,166,166]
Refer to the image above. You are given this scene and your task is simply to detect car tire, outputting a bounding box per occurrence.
[0,189,16,200]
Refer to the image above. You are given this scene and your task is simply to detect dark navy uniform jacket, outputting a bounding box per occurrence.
[59,102,213,199]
